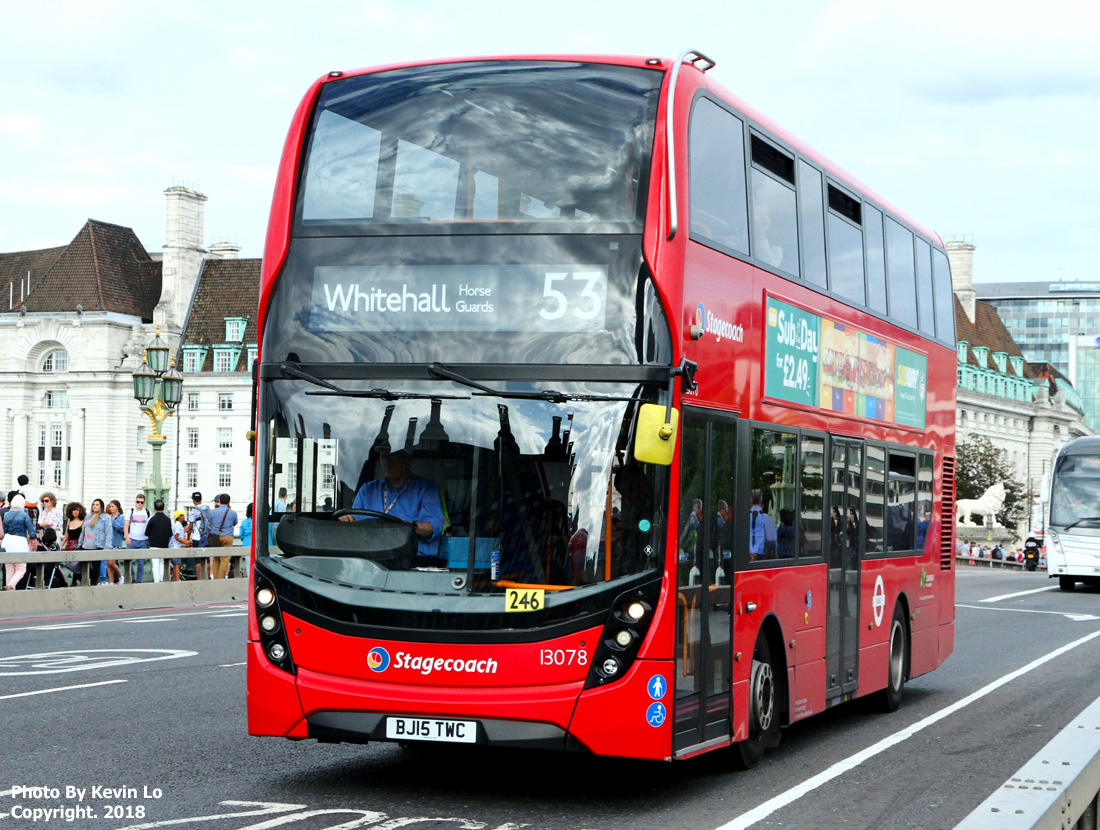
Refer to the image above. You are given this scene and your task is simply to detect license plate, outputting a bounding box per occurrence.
[385,716,477,743]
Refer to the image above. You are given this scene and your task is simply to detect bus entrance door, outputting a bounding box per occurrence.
[827,438,862,699]
[673,410,736,754]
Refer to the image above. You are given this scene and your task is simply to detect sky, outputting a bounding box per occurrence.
[2,0,1097,284]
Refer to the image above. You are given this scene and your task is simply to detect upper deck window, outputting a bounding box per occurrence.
[689,99,749,254]
[827,185,865,305]
[299,61,661,232]
[750,136,799,277]
[886,218,918,329]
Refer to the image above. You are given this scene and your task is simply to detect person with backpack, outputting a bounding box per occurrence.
[124,493,152,584]
[144,499,173,582]
[186,491,211,580]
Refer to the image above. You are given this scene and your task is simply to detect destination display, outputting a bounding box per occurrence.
[309,264,608,333]
[764,296,927,428]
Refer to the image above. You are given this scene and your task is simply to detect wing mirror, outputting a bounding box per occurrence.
[633,403,678,466]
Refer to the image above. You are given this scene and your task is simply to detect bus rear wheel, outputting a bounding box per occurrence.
[733,635,779,770]
[1060,576,1076,591]
[875,605,908,713]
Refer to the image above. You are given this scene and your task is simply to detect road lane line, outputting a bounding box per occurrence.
[209,613,247,618]
[0,679,127,700]
[113,617,179,624]
[0,601,246,627]
[958,603,1098,621]
[715,627,1100,830]
[219,662,246,667]
[0,623,97,634]
[980,585,1058,603]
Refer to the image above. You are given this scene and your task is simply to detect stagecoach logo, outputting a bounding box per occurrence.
[368,648,501,677]
[872,576,886,627]
[366,646,390,672]
[694,302,744,344]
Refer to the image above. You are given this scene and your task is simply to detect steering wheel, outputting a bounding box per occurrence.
[332,508,410,524]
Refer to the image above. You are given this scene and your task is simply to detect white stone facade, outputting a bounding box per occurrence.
[0,187,254,519]
[949,240,1092,542]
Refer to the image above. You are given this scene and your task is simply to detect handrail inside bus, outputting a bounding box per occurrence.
[666,49,716,241]
[495,580,573,592]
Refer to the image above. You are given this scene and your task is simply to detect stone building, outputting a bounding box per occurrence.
[0,187,258,518]
[948,240,1091,540]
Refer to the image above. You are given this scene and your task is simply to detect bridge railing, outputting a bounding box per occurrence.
[955,554,1032,571]
[0,547,248,586]
[0,549,250,615]
[956,695,1100,829]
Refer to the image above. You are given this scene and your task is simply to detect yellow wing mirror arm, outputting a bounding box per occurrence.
[634,360,698,466]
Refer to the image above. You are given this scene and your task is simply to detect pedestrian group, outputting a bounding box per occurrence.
[2,476,251,590]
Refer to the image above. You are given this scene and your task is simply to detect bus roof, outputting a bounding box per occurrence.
[317,53,945,248]
[1058,436,1100,456]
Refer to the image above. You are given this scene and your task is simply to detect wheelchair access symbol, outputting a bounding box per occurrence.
[646,701,667,727]
[647,675,667,700]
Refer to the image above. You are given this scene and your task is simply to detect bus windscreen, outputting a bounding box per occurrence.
[298,61,662,230]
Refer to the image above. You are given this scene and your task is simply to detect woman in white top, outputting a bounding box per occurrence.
[3,495,35,589]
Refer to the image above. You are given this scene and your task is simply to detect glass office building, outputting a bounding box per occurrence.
[976,282,1100,431]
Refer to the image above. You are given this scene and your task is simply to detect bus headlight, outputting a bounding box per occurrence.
[585,580,660,690]
[254,571,295,675]
[1049,530,1064,557]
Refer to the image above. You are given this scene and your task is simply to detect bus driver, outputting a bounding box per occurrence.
[338,447,445,560]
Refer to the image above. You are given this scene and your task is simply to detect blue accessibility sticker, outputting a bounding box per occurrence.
[647,675,667,700]
[646,701,667,727]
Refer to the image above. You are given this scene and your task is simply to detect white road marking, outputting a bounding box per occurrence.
[112,800,306,829]
[958,603,1099,621]
[0,623,97,633]
[714,627,1100,830]
[0,648,197,676]
[980,585,1059,603]
[219,662,246,667]
[0,678,127,700]
[115,617,179,624]
[209,613,248,618]
[0,604,248,634]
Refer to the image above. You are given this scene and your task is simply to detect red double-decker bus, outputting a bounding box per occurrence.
[248,51,956,765]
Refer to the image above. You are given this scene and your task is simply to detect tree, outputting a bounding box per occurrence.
[955,435,1031,532]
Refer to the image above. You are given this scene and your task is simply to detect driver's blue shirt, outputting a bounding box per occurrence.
[352,475,444,558]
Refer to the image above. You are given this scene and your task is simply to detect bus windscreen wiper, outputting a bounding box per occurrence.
[427,363,636,403]
[281,362,468,400]
[1063,517,1100,530]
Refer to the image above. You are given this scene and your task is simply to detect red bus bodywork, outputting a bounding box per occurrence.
[249,53,954,762]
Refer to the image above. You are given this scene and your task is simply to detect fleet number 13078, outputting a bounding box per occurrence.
[540,648,589,666]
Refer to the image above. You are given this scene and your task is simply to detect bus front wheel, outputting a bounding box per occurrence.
[733,635,779,770]
[1060,576,1076,591]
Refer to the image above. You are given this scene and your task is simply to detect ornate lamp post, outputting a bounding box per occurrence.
[132,329,184,504]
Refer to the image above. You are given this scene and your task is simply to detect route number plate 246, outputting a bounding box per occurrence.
[386,717,477,743]
[505,588,544,613]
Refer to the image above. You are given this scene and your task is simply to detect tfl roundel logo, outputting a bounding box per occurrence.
[366,646,390,672]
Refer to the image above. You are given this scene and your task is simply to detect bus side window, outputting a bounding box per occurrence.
[915,239,936,339]
[886,218,917,329]
[864,446,885,555]
[749,429,797,562]
[826,184,865,306]
[689,98,749,255]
